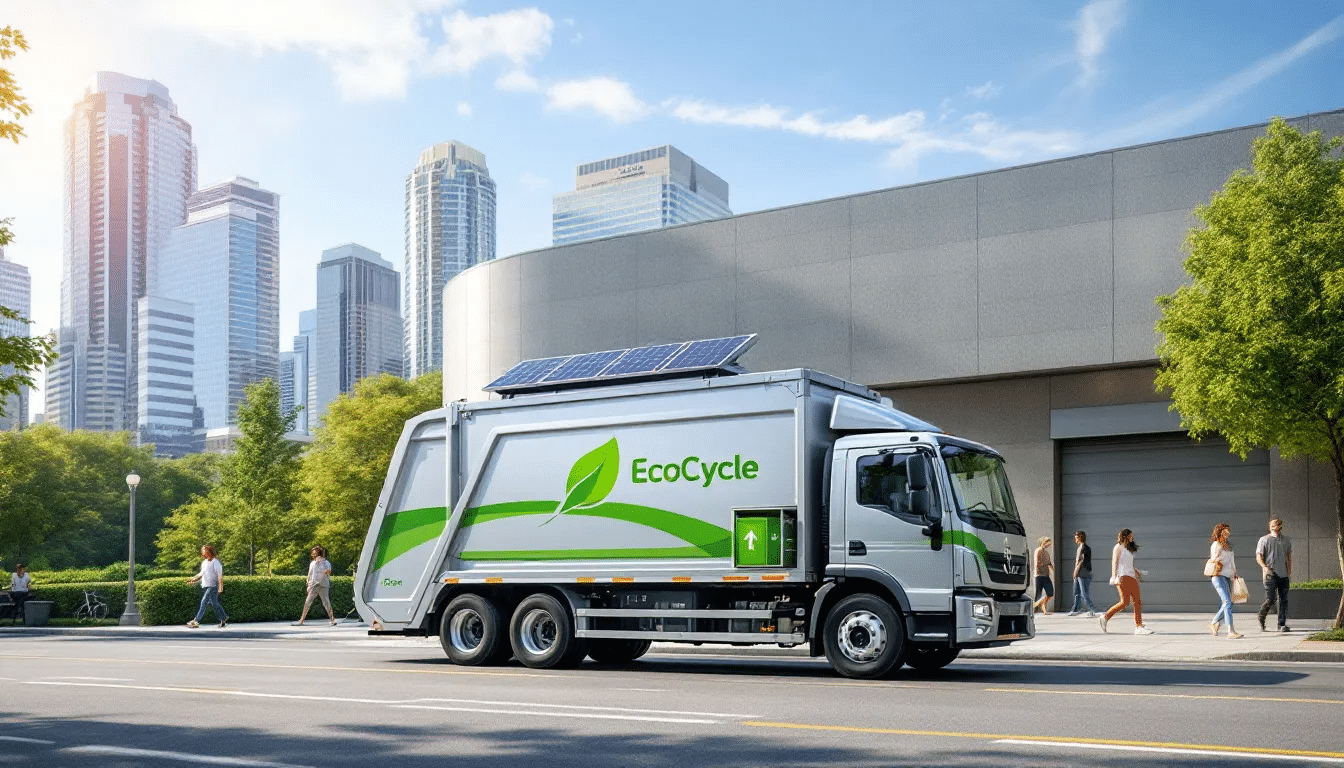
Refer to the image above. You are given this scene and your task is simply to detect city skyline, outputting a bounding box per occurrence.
[1,1,1340,415]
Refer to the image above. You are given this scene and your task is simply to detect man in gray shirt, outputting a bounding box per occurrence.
[1255,518,1293,632]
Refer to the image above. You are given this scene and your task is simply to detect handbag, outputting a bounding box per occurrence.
[1230,576,1249,603]
[1203,558,1221,577]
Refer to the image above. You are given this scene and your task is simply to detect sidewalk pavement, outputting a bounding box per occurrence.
[3,613,1340,664]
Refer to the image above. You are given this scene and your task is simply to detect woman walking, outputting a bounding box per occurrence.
[295,546,336,626]
[1032,537,1054,614]
[186,545,228,628]
[1100,528,1153,634]
[1208,523,1243,639]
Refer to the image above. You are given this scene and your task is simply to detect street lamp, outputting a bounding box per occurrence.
[120,472,142,626]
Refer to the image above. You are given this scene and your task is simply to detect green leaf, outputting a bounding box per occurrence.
[542,438,619,524]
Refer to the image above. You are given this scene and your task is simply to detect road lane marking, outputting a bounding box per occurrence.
[615,688,670,692]
[44,676,133,681]
[395,704,719,724]
[63,745,312,767]
[23,682,756,721]
[994,739,1344,764]
[0,736,56,744]
[742,722,1344,760]
[982,687,1344,706]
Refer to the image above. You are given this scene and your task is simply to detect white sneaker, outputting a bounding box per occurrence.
[1066,611,1081,616]
[1098,615,1108,633]
[1134,625,1154,635]
[1087,612,1100,618]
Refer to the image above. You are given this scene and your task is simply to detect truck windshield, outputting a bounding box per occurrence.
[940,445,1025,535]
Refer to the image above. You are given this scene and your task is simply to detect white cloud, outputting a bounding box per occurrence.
[496,69,541,92]
[457,101,472,116]
[967,81,1001,100]
[144,0,554,101]
[545,77,647,122]
[1072,0,1126,87]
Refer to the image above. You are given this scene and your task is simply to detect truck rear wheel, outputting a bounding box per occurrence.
[509,594,587,669]
[823,594,907,679]
[587,639,652,664]
[441,594,509,666]
[905,646,960,672]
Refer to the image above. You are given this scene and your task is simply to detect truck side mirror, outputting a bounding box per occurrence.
[908,455,929,491]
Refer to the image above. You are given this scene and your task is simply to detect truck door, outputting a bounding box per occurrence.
[844,448,952,613]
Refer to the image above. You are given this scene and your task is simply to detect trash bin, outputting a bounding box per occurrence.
[23,601,53,627]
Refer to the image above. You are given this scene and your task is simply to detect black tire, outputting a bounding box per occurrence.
[509,593,587,669]
[440,594,507,666]
[823,593,907,679]
[586,639,652,664]
[92,603,108,620]
[905,646,960,672]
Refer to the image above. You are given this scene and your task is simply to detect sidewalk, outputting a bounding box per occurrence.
[3,613,1340,664]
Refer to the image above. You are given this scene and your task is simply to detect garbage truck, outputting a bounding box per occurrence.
[355,338,1034,679]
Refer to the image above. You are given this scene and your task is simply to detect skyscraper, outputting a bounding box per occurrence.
[47,72,197,432]
[314,244,402,420]
[292,309,316,433]
[404,141,496,378]
[0,247,33,431]
[154,177,279,431]
[552,145,730,246]
[136,296,203,457]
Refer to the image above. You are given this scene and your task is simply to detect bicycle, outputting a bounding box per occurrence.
[73,590,109,621]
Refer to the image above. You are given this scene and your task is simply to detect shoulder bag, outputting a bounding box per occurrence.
[1203,558,1221,577]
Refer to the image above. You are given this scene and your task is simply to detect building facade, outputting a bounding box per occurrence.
[445,110,1344,611]
[553,145,731,246]
[135,296,203,457]
[314,244,402,420]
[153,177,280,432]
[291,309,316,433]
[0,247,32,431]
[47,72,197,433]
[404,141,496,379]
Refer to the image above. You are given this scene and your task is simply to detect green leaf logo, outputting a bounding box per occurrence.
[542,438,619,526]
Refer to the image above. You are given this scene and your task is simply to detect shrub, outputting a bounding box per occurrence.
[37,564,193,585]
[138,576,354,625]
[28,581,129,619]
[1293,579,1343,590]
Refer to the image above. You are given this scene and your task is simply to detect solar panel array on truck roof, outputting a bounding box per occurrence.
[484,334,758,395]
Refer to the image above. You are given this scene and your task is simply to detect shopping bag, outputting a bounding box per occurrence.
[1230,576,1249,603]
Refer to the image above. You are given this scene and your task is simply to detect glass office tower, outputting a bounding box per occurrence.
[136,296,203,457]
[0,248,32,431]
[404,141,496,378]
[552,145,731,245]
[47,72,197,432]
[154,177,280,431]
[314,244,402,421]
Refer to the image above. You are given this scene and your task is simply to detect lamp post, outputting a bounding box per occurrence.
[120,472,142,625]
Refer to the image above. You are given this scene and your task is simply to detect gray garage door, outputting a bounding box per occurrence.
[1060,435,1269,612]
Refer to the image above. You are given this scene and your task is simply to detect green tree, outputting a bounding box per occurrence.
[1155,117,1344,628]
[298,371,442,569]
[0,27,55,416]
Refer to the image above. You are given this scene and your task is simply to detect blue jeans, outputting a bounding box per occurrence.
[194,586,228,624]
[1211,576,1235,631]
[1070,575,1098,613]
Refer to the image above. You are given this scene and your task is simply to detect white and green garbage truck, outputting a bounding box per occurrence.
[355,337,1034,679]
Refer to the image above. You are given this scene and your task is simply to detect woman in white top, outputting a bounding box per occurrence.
[295,545,336,626]
[1100,528,1153,635]
[1208,523,1242,638]
[186,545,228,628]
[9,563,31,619]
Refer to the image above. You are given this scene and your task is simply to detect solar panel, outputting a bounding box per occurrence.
[662,335,756,371]
[483,356,571,391]
[541,349,629,383]
[600,342,686,377]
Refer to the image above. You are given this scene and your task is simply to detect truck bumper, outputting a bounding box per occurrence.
[953,594,1034,647]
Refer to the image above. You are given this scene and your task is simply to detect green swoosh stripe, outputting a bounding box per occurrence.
[942,529,988,564]
[373,506,448,570]
[460,546,710,561]
[458,500,733,560]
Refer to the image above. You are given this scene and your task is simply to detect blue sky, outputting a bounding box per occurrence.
[1,0,1340,409]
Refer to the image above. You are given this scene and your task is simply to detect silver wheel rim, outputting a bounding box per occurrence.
[448,609,486,653]
[519,608,558,655]
[836,609,887,664]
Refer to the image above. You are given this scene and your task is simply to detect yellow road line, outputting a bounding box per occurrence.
[742,721,1344,759]
[982,686,1344,706]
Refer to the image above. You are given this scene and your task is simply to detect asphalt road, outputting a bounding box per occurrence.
[2,634,1342,767]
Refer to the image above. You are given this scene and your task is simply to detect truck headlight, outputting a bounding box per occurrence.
[971,601,993,621]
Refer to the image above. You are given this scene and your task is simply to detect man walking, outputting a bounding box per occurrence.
[1255,519,1292,632]
[1066,531,1099,617]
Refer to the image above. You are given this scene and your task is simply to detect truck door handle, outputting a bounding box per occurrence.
[848,541,866,556]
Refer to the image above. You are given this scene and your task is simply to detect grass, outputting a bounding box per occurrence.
[1307,628,1344,642]
[1294,579,1343,590]
[42,617,121,627]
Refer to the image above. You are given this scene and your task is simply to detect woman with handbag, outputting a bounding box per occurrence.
[1208,523,1243,639]
[1100,528,1153,634]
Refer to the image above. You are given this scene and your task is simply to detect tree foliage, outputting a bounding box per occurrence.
[1155,117,1344,627]
[0,26,30,144]
[298,371,442,569]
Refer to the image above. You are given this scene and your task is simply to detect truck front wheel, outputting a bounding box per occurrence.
[509,594,587,669]
[824,594,907,679]
[441,594,509,666]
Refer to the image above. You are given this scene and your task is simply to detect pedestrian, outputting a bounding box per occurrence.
[9,563,31,619]
[1032,537,1054,614]
[294,545,336,626]
[185,545,228,628]
[1066,531,1099,617]
[1100,528,1153,634]
[1255,518,1293,633]
[1207,523,1242,639]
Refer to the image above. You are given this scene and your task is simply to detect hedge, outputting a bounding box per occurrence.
[21,576,355,625]
[37,564,193,585]
[1294,579,1343,590]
